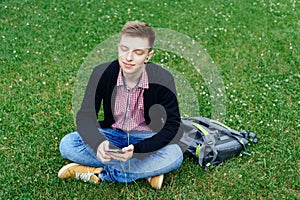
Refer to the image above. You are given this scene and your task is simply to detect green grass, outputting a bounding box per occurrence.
[0,0,299,199]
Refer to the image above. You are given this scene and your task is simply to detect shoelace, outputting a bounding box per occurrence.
[75,170,94,182]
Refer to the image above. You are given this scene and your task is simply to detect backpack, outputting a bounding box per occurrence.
[178,116,258,169]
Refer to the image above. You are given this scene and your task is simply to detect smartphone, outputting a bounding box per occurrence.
[105,148,123,153]
[105,144,124,153]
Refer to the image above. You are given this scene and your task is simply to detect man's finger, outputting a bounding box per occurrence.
[122,144,134,152]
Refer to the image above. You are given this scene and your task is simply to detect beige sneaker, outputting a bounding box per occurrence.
[147,174,164,189]
[58,163,103,184]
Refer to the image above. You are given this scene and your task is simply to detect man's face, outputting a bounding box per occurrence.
[118,35,152,77]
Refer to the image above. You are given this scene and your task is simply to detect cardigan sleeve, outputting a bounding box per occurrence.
[76,63,111,153]
[133,67,182,155]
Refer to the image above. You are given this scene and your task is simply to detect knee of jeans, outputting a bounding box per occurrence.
[166,144,184,162]
[59,132,79,158]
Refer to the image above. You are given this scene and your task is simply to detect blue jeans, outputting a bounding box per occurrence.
[59,128,183,183]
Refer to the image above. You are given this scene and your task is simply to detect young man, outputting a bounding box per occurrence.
[58,21,183,189]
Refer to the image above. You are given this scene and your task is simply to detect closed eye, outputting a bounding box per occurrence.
[119,45,129,52]
[133,49,146,55]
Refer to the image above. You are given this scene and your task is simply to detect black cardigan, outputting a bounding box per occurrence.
[76,60,181,154]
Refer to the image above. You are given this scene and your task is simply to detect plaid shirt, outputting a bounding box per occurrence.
[111,69,152,132]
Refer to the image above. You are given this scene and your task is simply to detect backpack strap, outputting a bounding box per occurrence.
[191,118,251,167]
[209,119,232,130]
[192,117,249,153]
[223,130,249,154]
[191,122,209,136]
[209,120,250,153]
[191,122,219,168]
[196,136,218,168]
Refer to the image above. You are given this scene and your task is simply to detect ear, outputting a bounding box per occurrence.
[147,50,154,60]
[145,50,154,63]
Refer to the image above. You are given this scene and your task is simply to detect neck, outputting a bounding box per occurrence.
[122,69,144,89]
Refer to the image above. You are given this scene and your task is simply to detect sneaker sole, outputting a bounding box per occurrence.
[156,175,164,189]
[58,163,80,178]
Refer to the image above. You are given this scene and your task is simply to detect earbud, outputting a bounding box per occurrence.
[145,56,150,63]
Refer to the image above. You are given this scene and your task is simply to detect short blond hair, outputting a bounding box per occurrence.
[120,21,155,50]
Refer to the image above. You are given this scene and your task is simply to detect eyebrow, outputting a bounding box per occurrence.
[119,44,150,50]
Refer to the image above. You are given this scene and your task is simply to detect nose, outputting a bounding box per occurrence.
[125,51,133,61]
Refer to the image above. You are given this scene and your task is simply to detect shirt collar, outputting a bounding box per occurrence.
[116,68,149,89]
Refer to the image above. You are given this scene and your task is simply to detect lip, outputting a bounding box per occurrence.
[122,61,135,68]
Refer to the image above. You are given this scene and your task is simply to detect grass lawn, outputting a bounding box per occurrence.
[0,0,299,199]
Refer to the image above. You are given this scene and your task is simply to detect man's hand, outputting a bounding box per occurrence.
[107,144,134,162]
[97,140,112,162]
